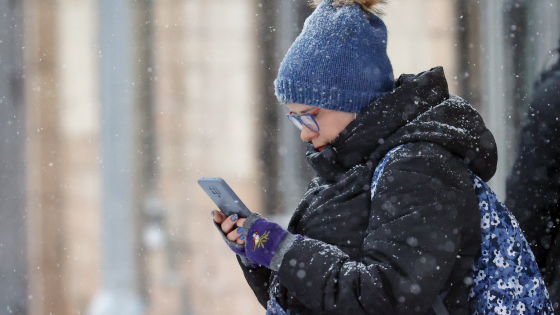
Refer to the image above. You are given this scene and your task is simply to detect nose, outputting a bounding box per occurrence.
[300,124,318,142]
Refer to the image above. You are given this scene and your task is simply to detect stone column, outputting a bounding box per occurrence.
[24,0,68,313]
[87,1,144,314]
[0,1,27,314]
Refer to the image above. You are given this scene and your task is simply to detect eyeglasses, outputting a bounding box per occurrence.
[286,108,321,132]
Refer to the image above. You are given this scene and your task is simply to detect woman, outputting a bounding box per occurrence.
[212,0,497,314]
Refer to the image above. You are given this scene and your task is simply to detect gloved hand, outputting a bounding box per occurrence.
[211,211,248,257]
[241,213,299,271]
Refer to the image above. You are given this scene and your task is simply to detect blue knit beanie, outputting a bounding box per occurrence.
[274,0,394,113]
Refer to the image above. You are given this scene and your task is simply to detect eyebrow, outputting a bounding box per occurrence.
[297,108,316,115]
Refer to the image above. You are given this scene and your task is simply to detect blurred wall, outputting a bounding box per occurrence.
[384,0,459,94]
[25,0,69,314]
[149,0,263,314]
[57,0,101,310]
[0,1,27,314]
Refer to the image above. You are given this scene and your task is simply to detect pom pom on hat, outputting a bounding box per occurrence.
[275,0,394,113]
[311,0,387,15]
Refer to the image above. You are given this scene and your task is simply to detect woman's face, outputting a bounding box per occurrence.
[288,103,356,152]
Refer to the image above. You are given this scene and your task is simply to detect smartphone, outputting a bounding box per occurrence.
[197,177,252,218]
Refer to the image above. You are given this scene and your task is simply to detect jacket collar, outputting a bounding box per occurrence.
[306,67,497,182]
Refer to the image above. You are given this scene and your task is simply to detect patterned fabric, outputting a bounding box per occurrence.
[266,298,290,315]
[469,175,554,315]
[371,144,555,315]
[370,145,404,198]
[266,275,288,315]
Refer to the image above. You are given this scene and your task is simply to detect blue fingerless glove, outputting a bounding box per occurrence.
[242,213,299,271]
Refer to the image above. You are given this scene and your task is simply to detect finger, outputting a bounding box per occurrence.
[231,218,246,244]
[236,235,246,245]
[227,225,245,242]
[232,217,246,231]
[237,218,246,228]
[221,214,240,233]
[212,210,226,224]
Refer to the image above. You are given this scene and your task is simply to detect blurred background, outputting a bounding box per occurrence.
[1,0,559,314]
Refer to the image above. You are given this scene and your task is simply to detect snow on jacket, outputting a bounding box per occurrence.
[239,67,497,315]
[506,60,560,311]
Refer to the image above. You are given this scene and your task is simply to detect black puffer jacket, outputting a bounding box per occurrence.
[240,67,497,315]
[506,61,560,311]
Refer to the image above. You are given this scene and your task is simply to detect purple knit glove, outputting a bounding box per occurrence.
[242,213,299,271]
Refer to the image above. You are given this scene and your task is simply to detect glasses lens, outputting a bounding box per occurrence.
[300,115,319,132]
[287,115,303,130]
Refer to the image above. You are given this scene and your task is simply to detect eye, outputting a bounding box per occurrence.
[312,109,321,118]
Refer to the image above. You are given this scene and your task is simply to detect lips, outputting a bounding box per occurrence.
[315,145,325,152]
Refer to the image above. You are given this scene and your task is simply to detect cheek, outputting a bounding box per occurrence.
[320,118,348,142]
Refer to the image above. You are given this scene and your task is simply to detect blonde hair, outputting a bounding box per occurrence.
[309,0,387,15]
